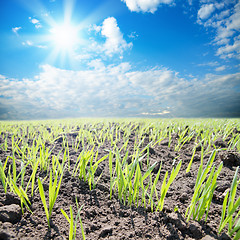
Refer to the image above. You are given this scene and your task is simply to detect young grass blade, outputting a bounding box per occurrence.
[186,150,219,222]
[38,166,65,228]
[219,191,230,233]
[219,166,240,239]
[78,208,85,240]
[186,147,196,173]
[11,179,32,214]
[149,162,162,212]
[157,160,182,211]
[0,158,8,193]
[38,178,50,227]
[76,200,85,240]
[132,163,141,206]
[109,151,114,199]
[61,206,74,240]
[88,153,108,190]
[228,166,239,231]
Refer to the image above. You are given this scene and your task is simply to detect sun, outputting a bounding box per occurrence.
[50,22,79,50]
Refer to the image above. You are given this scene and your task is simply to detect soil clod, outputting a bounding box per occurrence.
[0,204,21,224]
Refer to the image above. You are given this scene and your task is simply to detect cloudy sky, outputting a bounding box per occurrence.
[0,0,239,119]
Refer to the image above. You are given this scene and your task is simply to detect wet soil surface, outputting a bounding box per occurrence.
[0,123,239,240]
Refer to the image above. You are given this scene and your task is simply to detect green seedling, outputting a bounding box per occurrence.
[76,200,86,240]
[38,167,64,228]
[0,158,8,193]
[219,166,240,240]
[148,162,162,212]
[11,178,32,214]
[186,146,197,173]
[61,204,85,240]
[26,159,39,196]
[186,150,222,222]
[87,152,108,190]
[156,160,182,211]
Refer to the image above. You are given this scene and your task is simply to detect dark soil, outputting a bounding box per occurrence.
[0,123,239,240]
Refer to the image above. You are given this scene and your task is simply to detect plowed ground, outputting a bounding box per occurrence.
[0,126,239,240]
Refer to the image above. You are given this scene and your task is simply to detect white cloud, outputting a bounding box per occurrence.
[35,24,42,29]
[88,59,106,70]
[12,27,22,35]
[141,110,170,115]
[29,17,42,28]
[215,65,226,71]
[37,45,47,49]
[74,53,92,61]
[198,4,215,20]
[128,31,138,39]
[216,9,230,20]
[196,1,240,60]
[122,0,174,13]
[197,61,219,67]
[22,40,47,49]
[89,24,101,33]
[216,38,240,59]
[22,40,33,46]
[101,17,132,56]
[31,19,39,24]
[91,17,132,57]
[214,3,240,43]
[0,63,239,119]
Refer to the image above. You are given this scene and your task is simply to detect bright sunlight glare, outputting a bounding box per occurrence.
[50,23,79,50]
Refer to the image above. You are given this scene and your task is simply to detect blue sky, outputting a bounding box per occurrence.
[0,0,239,119]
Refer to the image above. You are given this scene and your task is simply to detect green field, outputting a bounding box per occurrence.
[0,118,240,239]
